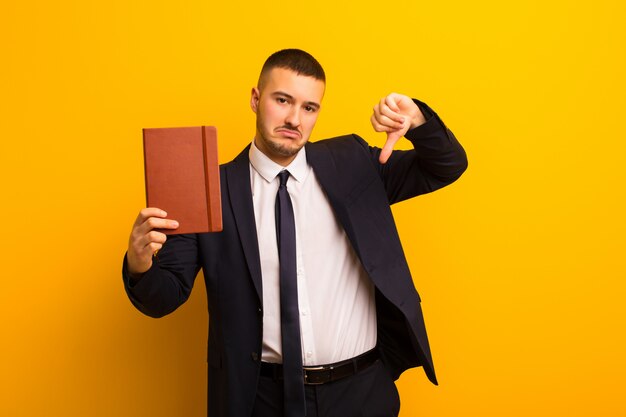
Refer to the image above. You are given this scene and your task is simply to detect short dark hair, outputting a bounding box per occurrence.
[258,49,326,89]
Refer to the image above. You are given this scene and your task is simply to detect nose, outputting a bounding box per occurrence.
[285,106,301,127]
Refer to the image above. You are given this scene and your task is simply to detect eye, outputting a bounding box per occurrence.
[304,105,316,113]
[277,97,288,104]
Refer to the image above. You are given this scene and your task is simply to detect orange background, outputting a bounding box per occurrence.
[1,1,625,416]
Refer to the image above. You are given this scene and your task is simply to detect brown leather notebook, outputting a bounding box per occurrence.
[143,126,222,234]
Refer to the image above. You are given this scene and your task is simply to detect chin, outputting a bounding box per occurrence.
[270,138,306,156]
[271,143,301,157]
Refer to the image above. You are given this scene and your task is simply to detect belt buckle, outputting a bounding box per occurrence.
[303,365,332,385]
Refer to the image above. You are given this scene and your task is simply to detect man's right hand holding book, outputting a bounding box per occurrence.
[126,207,179,281]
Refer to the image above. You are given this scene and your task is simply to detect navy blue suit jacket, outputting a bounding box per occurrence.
[123,100,468,417]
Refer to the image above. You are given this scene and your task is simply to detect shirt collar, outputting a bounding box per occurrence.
[249,140,309,184]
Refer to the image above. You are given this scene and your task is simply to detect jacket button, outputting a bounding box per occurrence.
[258,307,262,315]
[251,352,259,362]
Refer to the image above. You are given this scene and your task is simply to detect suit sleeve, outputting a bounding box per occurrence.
[122,233,201,318]
[368,99,468,204]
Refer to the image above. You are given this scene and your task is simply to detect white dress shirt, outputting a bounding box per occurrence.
[249,140,377,366]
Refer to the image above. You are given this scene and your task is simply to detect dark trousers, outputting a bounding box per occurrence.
[252,359,400,417]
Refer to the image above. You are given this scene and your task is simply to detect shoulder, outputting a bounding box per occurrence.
[306,134,380,181]
[307,134,371,156]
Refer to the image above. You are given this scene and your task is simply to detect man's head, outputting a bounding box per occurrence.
[250,49,326,166]
[257,49,326,91]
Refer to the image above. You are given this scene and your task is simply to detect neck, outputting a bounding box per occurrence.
[253,137,297,167]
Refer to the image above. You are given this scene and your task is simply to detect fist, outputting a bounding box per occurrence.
[370,93,425,164]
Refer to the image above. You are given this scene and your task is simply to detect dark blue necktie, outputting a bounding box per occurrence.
[275,170,305,416]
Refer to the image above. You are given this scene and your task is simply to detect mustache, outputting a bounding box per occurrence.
[276,124,300,132]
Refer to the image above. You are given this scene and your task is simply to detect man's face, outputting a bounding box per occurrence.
[250,67,325,166]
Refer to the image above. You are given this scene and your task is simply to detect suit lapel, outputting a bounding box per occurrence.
[225,145,263,303]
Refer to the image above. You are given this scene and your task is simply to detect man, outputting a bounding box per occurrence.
[123,49,467,417]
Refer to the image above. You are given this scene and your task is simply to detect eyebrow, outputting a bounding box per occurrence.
[271,91,321,110]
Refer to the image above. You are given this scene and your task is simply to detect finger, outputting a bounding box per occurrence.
[373,113,405,131]
[132,239,161,259]
[372,103,404,131]
[134,207,168,227]
[135,216,179,237]
[372,102,382,119]
[145,230,168,245]
[144,241,164,256]
[379,97,405,125]
[385,93,402,112]
[379,132,402,164]
[370,114,397,133]
[132,228,166,248]
[132,231,167,259]
[144,216,179,230]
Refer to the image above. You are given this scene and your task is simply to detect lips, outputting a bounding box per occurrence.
[275,128,301,139]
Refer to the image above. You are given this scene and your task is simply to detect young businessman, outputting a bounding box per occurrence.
[123,48,467,417]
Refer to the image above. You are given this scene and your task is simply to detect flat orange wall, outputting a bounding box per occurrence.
[1,1,625,416]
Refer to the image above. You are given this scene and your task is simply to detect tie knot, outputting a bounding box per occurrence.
[278,170,290,187]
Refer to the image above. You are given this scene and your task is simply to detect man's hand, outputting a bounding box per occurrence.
[371,93,426,164]
[127,208,179,276]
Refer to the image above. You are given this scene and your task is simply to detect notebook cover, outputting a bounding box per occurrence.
[143,126,222,234]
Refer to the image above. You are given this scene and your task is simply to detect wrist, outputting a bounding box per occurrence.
[126,253,151,278]
[409,108,426,130]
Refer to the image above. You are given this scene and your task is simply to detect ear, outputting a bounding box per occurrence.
[250,87,260,113]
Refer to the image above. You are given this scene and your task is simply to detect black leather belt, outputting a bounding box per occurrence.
[260,348,379,385]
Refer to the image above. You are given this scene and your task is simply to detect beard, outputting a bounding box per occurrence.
[262,134,301,157]
[255,108,305,158]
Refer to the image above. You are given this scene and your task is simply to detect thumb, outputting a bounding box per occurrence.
[379,131,402,164]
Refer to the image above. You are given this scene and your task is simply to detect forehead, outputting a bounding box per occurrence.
[260,68,325,103]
